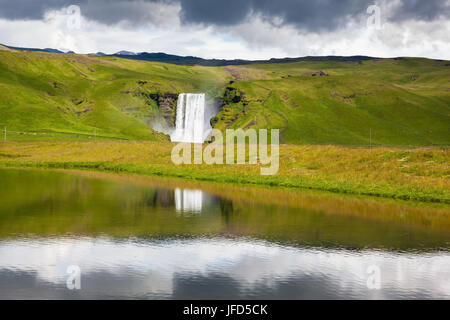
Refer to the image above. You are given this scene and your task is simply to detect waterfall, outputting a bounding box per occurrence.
[171,93,211,144]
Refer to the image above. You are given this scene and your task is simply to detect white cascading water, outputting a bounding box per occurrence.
[171,93,211,144]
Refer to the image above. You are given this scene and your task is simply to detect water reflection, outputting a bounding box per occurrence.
[0,238,449,299]
[0,168,449,299]
[0,168,449,250]
[175,189,203,214]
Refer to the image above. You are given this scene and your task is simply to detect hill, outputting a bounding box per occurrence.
[0,49,448,146]
[216,59,450,146]
[2,43,376,66]
[0,50,228,141]
[0,44,13,51]
[1,44,64,53]
[112,52,377,67]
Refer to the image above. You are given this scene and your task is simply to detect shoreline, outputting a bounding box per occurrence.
[0,141,448,204]
[0,163,448,204]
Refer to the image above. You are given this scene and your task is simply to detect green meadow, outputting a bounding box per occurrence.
[1,49,449,146]
[217,60,450,147]
[0,49,228,141]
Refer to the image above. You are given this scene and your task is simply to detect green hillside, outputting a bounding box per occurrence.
[217,59,450,147]
[0,49,228,141]
[1,49,449,146]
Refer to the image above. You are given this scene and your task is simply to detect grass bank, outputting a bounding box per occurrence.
[1,141,448,203]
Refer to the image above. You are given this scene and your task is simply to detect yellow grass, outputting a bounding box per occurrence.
[0,141,449,202]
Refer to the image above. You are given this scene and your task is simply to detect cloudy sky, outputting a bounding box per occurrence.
[0,0,449,59]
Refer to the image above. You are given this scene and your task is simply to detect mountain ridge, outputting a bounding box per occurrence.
[1,43,381,66]
[112,51,381,66]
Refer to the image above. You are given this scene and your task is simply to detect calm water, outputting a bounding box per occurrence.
[0,168,449,299]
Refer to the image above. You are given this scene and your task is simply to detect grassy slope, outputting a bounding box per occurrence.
[0,49,228,141]
[1,141,448,203]
[1,50,448,146]
[216,59,450,147]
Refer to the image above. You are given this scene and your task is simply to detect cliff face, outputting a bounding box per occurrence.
[133,90,178,127]
[149,93,178,127]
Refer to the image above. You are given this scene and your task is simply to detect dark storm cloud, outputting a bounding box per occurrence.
[0,0,175,26]
[0,0,448,29]
[178,0,252,26]
[179,0,374,30]
[391,0,450,21]
[80,0,171,26]
[179,0,450,29]
[0,0,74,20]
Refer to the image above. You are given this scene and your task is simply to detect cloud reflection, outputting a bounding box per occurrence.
[0,238,449,299]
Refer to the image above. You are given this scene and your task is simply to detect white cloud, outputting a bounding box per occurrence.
[222,12,450,59]
[0,3,449,59]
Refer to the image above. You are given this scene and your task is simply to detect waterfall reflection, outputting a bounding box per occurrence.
[175,188,204,213]
[148,188,174,208]
[146,187,223,216]
[220,199,234,224]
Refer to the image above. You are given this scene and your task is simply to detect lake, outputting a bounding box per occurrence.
[0,168,449,299]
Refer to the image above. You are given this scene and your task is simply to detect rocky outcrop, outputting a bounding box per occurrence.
[135,91,178,126]
[210,116,219,126]
[223,86,245,105]
[211,86,250,129]
[303,71,329,77]
[158,95,178,126]
[72,106,94,117]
